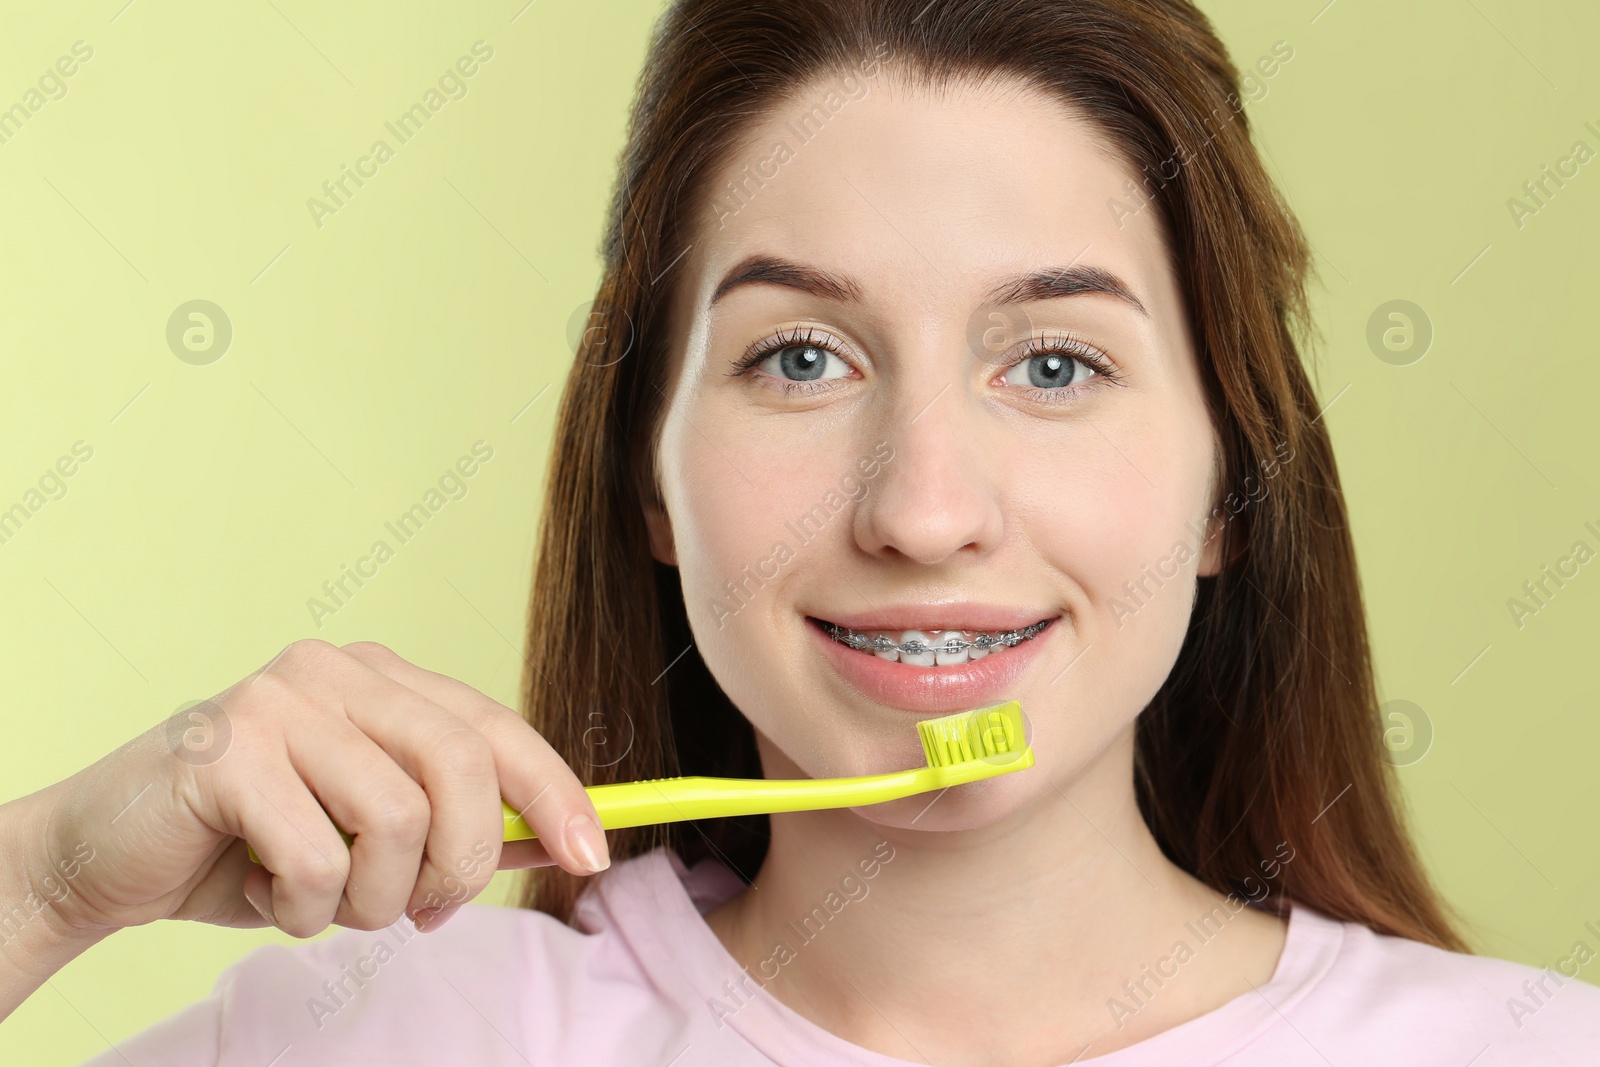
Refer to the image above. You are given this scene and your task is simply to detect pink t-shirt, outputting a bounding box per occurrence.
[84,846,1600,1065]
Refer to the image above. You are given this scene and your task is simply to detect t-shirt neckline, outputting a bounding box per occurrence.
[580,847,1349,1066]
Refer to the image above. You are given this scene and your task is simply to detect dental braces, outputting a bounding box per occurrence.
[820,618,1052,656]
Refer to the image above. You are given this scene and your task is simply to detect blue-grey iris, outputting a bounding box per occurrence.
[1028,353,1079,388]
[779,345,827,380]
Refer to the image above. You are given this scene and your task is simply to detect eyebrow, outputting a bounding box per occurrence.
[708,253,1149,317]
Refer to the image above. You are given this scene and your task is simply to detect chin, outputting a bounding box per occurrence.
[845,770,1035,834]
[752,708,934,780]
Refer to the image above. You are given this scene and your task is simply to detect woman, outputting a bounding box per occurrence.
[5,0,1596,1063]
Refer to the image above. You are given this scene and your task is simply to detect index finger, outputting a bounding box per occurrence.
[337,642,611,877]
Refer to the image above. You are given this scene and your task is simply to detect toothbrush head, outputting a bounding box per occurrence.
[916,700,1032,776]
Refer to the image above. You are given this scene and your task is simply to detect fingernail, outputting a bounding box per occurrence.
[564,812,610,873]
[244,886,276,926]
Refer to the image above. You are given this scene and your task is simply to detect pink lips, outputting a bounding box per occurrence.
[807,614,1058,714]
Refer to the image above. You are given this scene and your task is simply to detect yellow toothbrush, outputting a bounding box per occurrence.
[247,700,1031,862]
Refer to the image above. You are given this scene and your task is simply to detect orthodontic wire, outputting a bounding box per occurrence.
[821,618,1052,656]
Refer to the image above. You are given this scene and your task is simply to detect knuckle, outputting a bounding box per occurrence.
[339,640,396,662]
[484,703,536,737]
[262,639,346,689]
[238,665,294,705]
[362,787,432,849]
[236,669,316,721]
[281,847,350,893]
[252,638,363,703]
[283,637,339,668]
[429,728,495,780]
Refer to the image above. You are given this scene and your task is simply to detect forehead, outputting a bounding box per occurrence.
[675,73,1177,325]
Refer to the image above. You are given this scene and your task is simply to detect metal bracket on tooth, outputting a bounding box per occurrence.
[823,618,1051,655]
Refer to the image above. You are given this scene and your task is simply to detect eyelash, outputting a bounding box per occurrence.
[726,324,1124,402]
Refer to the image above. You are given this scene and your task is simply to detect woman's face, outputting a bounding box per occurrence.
[644,74,1223,830]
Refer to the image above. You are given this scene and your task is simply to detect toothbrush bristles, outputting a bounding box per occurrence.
[917,700,1025,768]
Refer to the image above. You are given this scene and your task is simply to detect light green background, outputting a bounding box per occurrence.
[1,0,1595,1061]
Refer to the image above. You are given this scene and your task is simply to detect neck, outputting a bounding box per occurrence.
[702,726,1288,1065]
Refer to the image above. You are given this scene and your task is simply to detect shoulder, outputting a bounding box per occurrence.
[1274,906,1600,1064]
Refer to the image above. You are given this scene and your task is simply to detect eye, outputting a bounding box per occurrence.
[1003,351,1096,389]
[999,334,1121,401]
[730,325,856,391]
[760,343,852,383]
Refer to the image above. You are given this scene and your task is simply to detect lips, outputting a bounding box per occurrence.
[805,610,1060,713]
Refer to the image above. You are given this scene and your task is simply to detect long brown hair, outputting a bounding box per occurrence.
[515,0,1467,953]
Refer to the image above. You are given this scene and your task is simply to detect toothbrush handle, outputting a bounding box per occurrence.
[245,775,913,862]
[501,754,1039,840]
[247,749,1033,861]
[501,773,932,840]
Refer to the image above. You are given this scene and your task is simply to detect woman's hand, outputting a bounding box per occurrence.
[21,639,609,943]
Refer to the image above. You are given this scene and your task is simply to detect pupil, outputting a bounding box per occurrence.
[780,345,825,381]
[1028,353,1075,388]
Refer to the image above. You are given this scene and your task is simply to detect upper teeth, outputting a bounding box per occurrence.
[820,619,1051,666]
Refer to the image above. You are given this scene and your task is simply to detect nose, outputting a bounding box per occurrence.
[854,381,1005,566]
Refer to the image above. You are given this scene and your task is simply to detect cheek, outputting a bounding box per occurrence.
[1021,403,1214,680]
[659,405,855,645]
[661,408,883,769]
[1025,465,1196,614]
